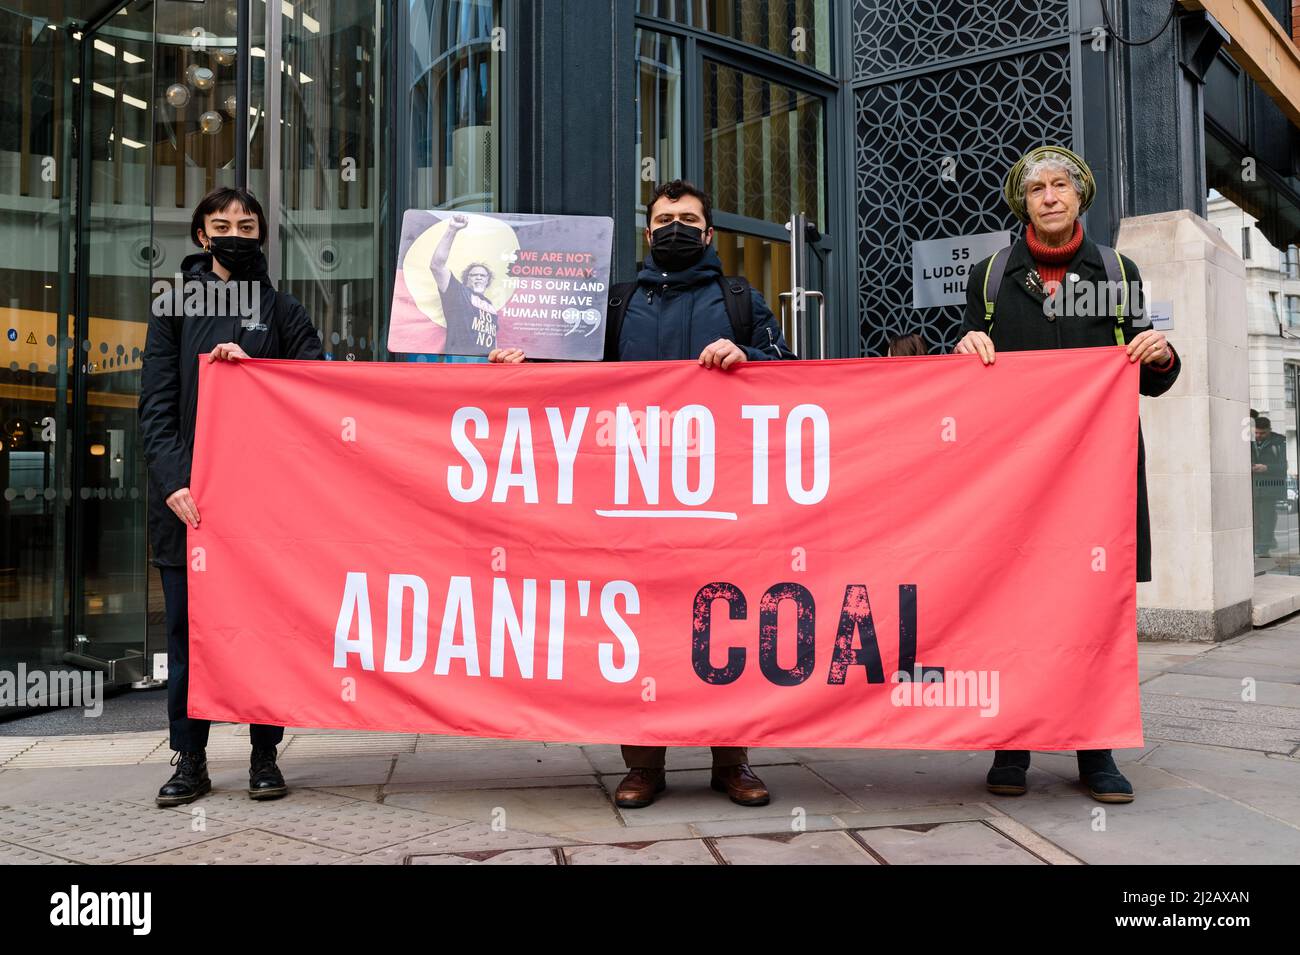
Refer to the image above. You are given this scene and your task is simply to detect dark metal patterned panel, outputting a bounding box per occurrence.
[855,47,1073,356]
[852,0,1070,78]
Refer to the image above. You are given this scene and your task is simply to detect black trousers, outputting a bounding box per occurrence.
[161,567,284,753]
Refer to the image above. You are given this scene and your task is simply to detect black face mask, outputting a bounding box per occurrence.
[207,235,266,278]
[650,221,707,272]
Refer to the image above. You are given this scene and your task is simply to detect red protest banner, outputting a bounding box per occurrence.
[187,350,1141,750]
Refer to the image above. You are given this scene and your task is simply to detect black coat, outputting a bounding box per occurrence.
[961,232,1181,582]
[139,252,322,567]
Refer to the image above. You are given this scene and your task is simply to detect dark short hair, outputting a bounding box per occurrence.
[887,333,928,357]
[1257,416,1272,431]
[190,187,269,248]
[461,262,494,286]
[646,179,713,230]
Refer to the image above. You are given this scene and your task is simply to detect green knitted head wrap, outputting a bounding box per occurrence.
[1003,145,1096,224]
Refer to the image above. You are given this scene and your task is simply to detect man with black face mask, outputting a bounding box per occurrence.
[490,179,795,809]
[140,186,323,808]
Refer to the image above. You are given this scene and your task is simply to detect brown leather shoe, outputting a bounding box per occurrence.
[711,763,770,806]
[614,768,667,809]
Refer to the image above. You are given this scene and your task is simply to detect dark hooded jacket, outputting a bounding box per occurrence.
[616,247,796,361]
[961,231,1180,582]
[139,251,322,567]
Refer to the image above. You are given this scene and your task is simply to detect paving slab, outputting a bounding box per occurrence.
[386,773,597,793]
[383,785,620,834]
[316,785,383,802]
[0,763,182,804]
[559,823,698,844]
[600,764,860,827]
[690,814,844,837]
[129,829,352,865]
[579,745,795,774]
[409,848,558,865]
[0,799,187,842]
[0,840,77,864]
[990,782,1300,864]
[856,821,1044,864]
[337,822,571,864]
[1222,630,1300,652]
[5,734,165,769]
[714,831,878,865]
[1140,714,1300,754]
[141,735,265,764]
[1141,741,1300,826]
[830,804,994,829]
[11,808,241,864]
[1142,693,1300,730]
[563,839,717,864]
[273,754,395,788]
[388,745,595,788]
[1170,656,1300,684]
[1141,672,1300,709]
[803,750,993,808]
[280,734,417,758]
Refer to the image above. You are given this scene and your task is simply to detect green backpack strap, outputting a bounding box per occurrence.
[1098,245,1128,346]
[982,247,1011,334]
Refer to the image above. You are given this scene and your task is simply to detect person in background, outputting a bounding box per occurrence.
[140,186,323,808]
[887,332,928,356]
[1252,415,1287,557]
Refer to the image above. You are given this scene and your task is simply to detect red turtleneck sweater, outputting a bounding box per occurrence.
[1025,221,1083,295]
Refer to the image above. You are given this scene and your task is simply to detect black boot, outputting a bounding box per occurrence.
[249,745,288,800]
[1078,749,1134,803]
[986,749,1030,796]
[156,750,210,807]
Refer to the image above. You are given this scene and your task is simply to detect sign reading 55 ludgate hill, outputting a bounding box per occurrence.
[187,351,1142,750]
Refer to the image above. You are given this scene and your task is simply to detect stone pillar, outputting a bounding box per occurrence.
[1115,210,1252,641]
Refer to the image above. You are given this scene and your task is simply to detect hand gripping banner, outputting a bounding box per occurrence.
[187,350,1142,750]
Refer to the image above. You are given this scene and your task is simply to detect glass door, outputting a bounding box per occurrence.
[68,0,156,678]
[0,8,78,674]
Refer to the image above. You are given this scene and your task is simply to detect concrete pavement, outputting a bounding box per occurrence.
[1,620,1297,865]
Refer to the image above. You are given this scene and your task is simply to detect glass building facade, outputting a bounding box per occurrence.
[2,0,1299,689]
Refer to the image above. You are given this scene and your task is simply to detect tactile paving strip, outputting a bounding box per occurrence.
[0,840,77,864]
[5,735,166,768]
[0,739,37,767]
[0,800,175,842]
[129,829,352,865]
[12,810,241,864]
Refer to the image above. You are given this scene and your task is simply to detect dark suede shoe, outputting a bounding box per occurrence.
[710,763,771,806]
[249,745,288,800]
[156,750,210,807]
[1078,749,1134,803]
[986,749,1030,796]
[615,768,667,808]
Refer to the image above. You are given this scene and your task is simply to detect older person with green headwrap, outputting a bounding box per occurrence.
[954,145,1181,805]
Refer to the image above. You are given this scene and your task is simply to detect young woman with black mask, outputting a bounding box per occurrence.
[139,186,322,808]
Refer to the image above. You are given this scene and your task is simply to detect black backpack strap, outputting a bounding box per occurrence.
[604,281,637,361]
[716,275,754,346]
[982,247,1011,332]
[1097,244,1129,345]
